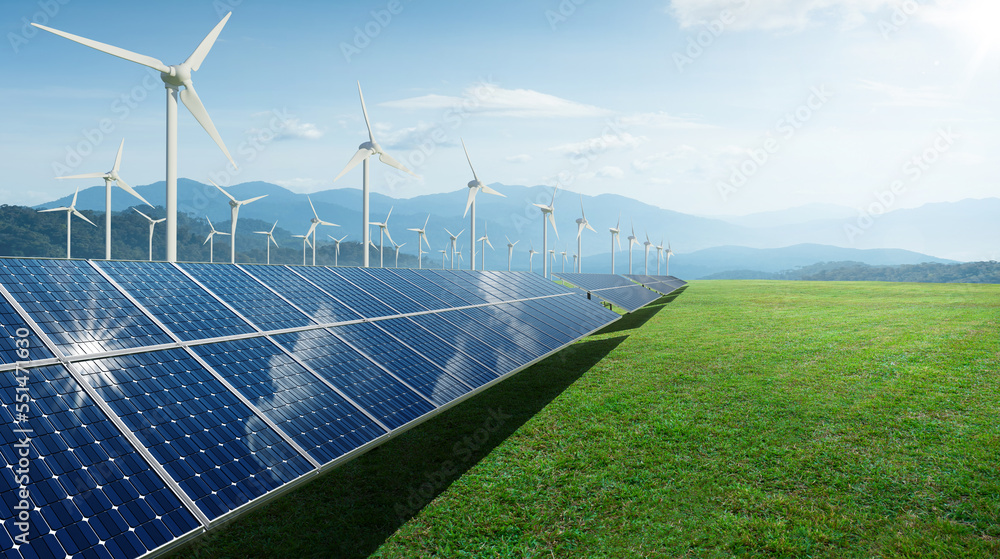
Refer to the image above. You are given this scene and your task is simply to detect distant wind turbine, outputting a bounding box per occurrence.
[254,220,279,265]
[445,228,464,270]
[392,241,406,268]
[305,196,337,266]
[406,214,432,269]
[333,81,418,267]
[439,248,448,269]
[528,243,538,273]
[533,187,558,279]
[665,241,674,276]
[643,232,654,275]
[203,216,229,264]
[33,13,238,263]
[133,209,164,262]
[575,195,597,273]
[328,234,348,266]
[609,213,622,274]
[655,238,664,275]
[39,188,96,259]
[560,247,568,273]
[477,221,494,271]
[371,207,394,268]
[211,180,266,264]
[461,138,504,269]
[505,236,519,271]
[292,233,312,266]
[626,221,639,274]
[55,138,152,260]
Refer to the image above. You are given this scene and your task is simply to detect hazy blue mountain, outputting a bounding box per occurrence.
[705,203,857,228]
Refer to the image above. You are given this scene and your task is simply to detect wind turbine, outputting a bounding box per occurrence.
[55,138,152,260]
[549,249,557,273]
[665,241,675,276]
[212,180,266,264]
[444,228,463,270]
[643,232,654,275]
[560,247,568,273]
[573,253,579,272]
[460,138,505,270]
[39,188,96,259]
[370,207,394,268]
[455,245,465,268]
[533,187,558,279]
[392,241,406,268]
[304,196,337,266]
[333,81,418,267]
[254,220,279,265]
[292,233,312,266]
[406,214,432,269]
[133,209,164,262]
[33,13,238,263]
[505,236,519,271]
[528,243,538,273]
[439,248,448,269]
[477,221,494,271]
[328,234,348,266]
[203,216,229,264]
[655,238,664,275]
[575,195,597,273]
[626,221,639,274]
[609,213,622,274]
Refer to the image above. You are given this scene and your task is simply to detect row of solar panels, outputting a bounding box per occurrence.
[0,258,621,559]
[554,273,688,312]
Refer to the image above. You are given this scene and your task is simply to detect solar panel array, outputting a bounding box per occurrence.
[0,258,620,559]
[624,274,689,296]
[554,272,680,312]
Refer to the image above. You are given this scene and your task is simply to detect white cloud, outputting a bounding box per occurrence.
[620,111,711,129]
[856,79,957,108]
[373,121,457,150]
[669,0,900,32]
[245,118,324,141]
[597,166,626,179]
[631,146,703,172]
[382,85,613,118]
[549,132,646,157]
[506,154,533,163]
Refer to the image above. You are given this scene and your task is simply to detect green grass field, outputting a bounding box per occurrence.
[174,280,1000,558]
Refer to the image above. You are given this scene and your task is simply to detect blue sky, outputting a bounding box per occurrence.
[2,0,997,216]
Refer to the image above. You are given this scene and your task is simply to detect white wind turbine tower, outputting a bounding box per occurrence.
[333,82,418,268]
[439,248,449,269]
[665,241,675,276]
[609,213,622,274]
[392,241,406,268]
[505,236,519,271]
[626,221,639,274]
[549,249,557,273]
[477,222,494,271]
[560,247,568,273]
[444,228,464,270]
[34,14,238,263]
[528,243,538,273]
[254,220,279,265]
[55,138,152,260]
[460,139,505,270]
[39,188,96,259]
[533,187,558,279]
[573,254,578,273]
[643,232,654,275]
[305,196,338,266]
[575,195,596,273]
[328,234,348,267]
[134,209,164,262]
[655,238,665,275]
[455,245,465,268]
[406,214,431,269]
[370,207,394,268]
[203,216,229,263]
[212,180,267,264]
[292,233,312,266]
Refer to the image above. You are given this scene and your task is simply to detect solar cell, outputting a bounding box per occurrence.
[327,267,436,315]
[95,261,256,341]
[553,272,636,291]
[291,266,397,319]
[0,294,55,366]
[240,265,360,324]
[374,317,499,389]
[0,363,200,559]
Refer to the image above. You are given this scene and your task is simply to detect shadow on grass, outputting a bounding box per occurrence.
[172,335,628,559]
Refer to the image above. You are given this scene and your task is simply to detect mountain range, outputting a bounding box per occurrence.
[34,180,997,278]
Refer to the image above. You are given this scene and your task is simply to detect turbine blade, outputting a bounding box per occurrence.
[549,213,558,239]
[112,138,125,173]
[30,23,170,73]
[358,81,374,142]
[179,83,237,168]
[133,208,152,221]
[184,12,231,72]
[242,195,267,205]
[576,221,584,240]
[204,232,212,245]
[308,196,319,219]
[423,234,431,249]
[461,138,479,182]
[73,209,97,227]
[56,172,106,179]
[385,206,393,223]
[586,222,597,233]
[270,220,278,233]
[39,207,68,213]
[270,236,279,247]
[378,151,418,177]
[423,214,430,230]
[463,186,478,218]
[210,179,237,202]
[481,184,504,197]
[334,148,370,182]
[71,188,79,208]
[384,227,394,246]
[114,177,153,207]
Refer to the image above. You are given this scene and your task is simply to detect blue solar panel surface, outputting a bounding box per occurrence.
[554,272,636,291]
[0,258,626,559]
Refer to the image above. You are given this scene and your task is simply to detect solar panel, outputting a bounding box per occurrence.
[1,257,622,559]
[554,273,667,312]
[554,272,636,291]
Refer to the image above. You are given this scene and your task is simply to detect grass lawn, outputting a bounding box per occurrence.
[173,280,1000,558]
